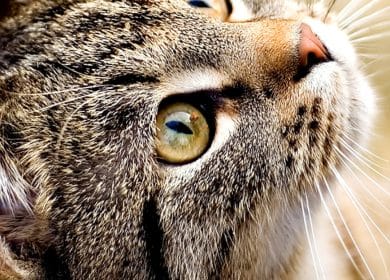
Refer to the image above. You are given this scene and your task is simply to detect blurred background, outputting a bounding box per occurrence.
[329,1,390,277]
[334,0,390,166]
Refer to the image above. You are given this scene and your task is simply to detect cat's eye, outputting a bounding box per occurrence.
[188,0,211,8]
[156,102,210,164]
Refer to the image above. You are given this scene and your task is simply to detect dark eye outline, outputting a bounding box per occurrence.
[156,92,218,164]
[188,0,211,8]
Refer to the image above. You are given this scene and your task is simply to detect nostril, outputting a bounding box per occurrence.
[295,23,331,81]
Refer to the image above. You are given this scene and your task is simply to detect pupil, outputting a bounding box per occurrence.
[188,0,210,8]
[165,121,193,135]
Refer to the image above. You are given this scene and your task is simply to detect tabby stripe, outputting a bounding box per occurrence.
[104,74,159,85]
[142,199,170,280]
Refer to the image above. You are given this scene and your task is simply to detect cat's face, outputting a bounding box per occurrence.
[0,0,375,278]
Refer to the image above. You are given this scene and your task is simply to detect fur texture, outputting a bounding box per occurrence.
[0,0,383,279]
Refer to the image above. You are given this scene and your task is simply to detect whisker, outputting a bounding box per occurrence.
[332,167,390,245]
[301,194,321,280]
[55,92,126,155]
[54,59,107,81]
[323,0,337,22]
[19,86,105,97]
[337,144,390,183]
[340,155,390,215]
[350,31,390,44]
[339,139,387,171]
[361,64,390,78]
[338,0,384,29]
[54,96,99,157]
[343,7,390,34]
[332,168,390,278]
[336,0,369,26]
[348,20,390,40]
[37,91,103,112]
[335,146,390,196]
[314,179,369,279]
[305,192,326,279]
[322,175,376,279]
[343,129,386,161]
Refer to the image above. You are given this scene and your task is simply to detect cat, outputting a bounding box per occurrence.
[0,0,388,279]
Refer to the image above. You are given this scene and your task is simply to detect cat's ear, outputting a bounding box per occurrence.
[0,153,32,216]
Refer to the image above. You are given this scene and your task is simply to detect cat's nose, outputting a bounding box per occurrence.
[296,23,330,80]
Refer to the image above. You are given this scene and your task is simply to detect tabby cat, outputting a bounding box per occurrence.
[0,0,388,279]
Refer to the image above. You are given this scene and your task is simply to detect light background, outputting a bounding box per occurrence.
[334,0,390,168]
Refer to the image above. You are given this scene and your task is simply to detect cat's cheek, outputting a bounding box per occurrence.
[300,19,376,147]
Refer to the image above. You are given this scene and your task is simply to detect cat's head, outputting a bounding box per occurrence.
[0,0,375,278]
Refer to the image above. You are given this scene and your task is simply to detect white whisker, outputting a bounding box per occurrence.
[332,167,390,244]
[305,192,326,279]
[337,144,390,183]
[338,0,385,29]
[340,155,390,215]
[314,179,369,279]
[335,146,390,196]
[38,91,103,112]
[343,7,390,34]
[332,168,390,278]
[322,175,375,279]
[348,20,390,41]
[339,139,387,171]
[16,85,103,97]
[337,0,367,25]
[351,31,390,44]
[363,67,390,80]
[301,195,321,280]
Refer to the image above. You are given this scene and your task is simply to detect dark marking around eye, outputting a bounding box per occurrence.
[188,0,210,8]
[165,121,193,135]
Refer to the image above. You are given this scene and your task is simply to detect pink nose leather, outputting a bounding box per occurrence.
[297,23,330,77]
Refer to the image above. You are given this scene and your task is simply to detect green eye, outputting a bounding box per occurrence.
[156,102,210,164]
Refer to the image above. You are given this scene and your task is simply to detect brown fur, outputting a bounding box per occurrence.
[0,0,385,279]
